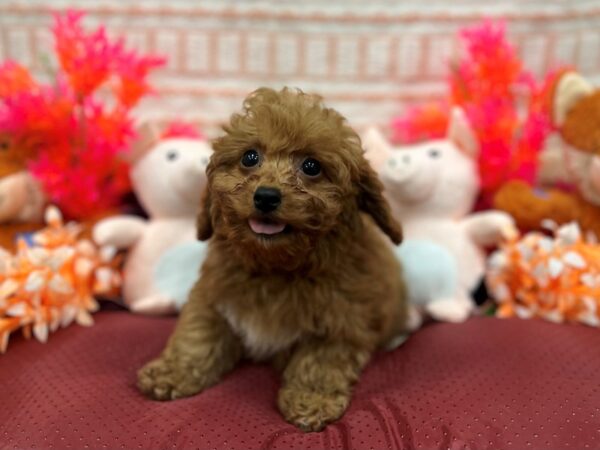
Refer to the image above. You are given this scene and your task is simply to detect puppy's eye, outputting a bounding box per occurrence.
[241,149,260,167]
[301,158,321,177]
[429,149,440,158]
[166,150,178,161]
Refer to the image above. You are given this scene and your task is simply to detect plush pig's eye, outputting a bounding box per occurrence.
[166,150,178,161]
[428,149,440,158]
[241,149,260,167]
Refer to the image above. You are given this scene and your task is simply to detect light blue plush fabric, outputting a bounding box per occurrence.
[154,241,208,310]
[394,239,458,305]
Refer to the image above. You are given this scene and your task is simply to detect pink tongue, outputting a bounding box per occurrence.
[249,218,286,235]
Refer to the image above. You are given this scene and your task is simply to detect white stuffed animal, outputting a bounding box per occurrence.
[93,132,211,315]
[364,107,514,328]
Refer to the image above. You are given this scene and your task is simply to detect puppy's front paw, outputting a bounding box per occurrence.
[278,387,350,432]
[137,356,205,401]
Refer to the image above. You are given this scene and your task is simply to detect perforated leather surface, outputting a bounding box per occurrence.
[1,311,598,449]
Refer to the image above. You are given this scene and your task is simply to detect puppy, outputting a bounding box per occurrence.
[138,87,407,432]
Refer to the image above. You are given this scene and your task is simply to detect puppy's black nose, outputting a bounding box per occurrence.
[254,186,281,213]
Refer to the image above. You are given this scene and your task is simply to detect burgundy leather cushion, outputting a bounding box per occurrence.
[1,311,598,449]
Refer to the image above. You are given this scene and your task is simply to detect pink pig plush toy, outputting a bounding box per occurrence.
[93,126,211,315]
[364,108,514,328]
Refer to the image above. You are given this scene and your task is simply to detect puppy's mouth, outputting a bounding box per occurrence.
[248,217,288,236]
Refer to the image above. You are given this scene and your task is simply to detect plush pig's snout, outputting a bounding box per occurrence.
[170,153,211,206]
[182,155,210,179]
[382,151,437,203]
[384,153,419,183]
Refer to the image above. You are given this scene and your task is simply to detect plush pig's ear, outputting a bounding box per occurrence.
[554,72,593,127]
[448,107,478,158]
[362,127,394,171]
[357,159,403,244]
[197,186,213,241]
[130,121,161,162]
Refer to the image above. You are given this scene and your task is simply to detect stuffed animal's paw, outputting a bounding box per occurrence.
[493,181,579,232]
[465,210,516,246]
[406,304,424,332]
[426,298,472,322]
[92,220,120,246]
[494,180,540,219]
[130,294,177,315]
[484,211,517,241]
[92,216,147,249]
[137,356,205,401]
[278,386,350,432]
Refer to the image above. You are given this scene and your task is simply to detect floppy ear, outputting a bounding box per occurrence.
[554,72,594,126]
[448,107,478,158]
[197,187,213,241]
[362,127,394,172]
[357,161,403,244]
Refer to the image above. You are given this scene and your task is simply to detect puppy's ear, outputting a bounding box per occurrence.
[358,161,403,244]
[197,187,213,241]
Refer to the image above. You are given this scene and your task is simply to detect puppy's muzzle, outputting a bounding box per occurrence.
[254,186,281,213]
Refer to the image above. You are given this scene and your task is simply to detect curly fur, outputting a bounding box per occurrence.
[138,87,408,432]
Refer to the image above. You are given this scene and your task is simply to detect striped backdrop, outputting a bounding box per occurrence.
[1,0,600,136]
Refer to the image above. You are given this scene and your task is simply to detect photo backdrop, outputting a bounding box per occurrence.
[2,0,600,135]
